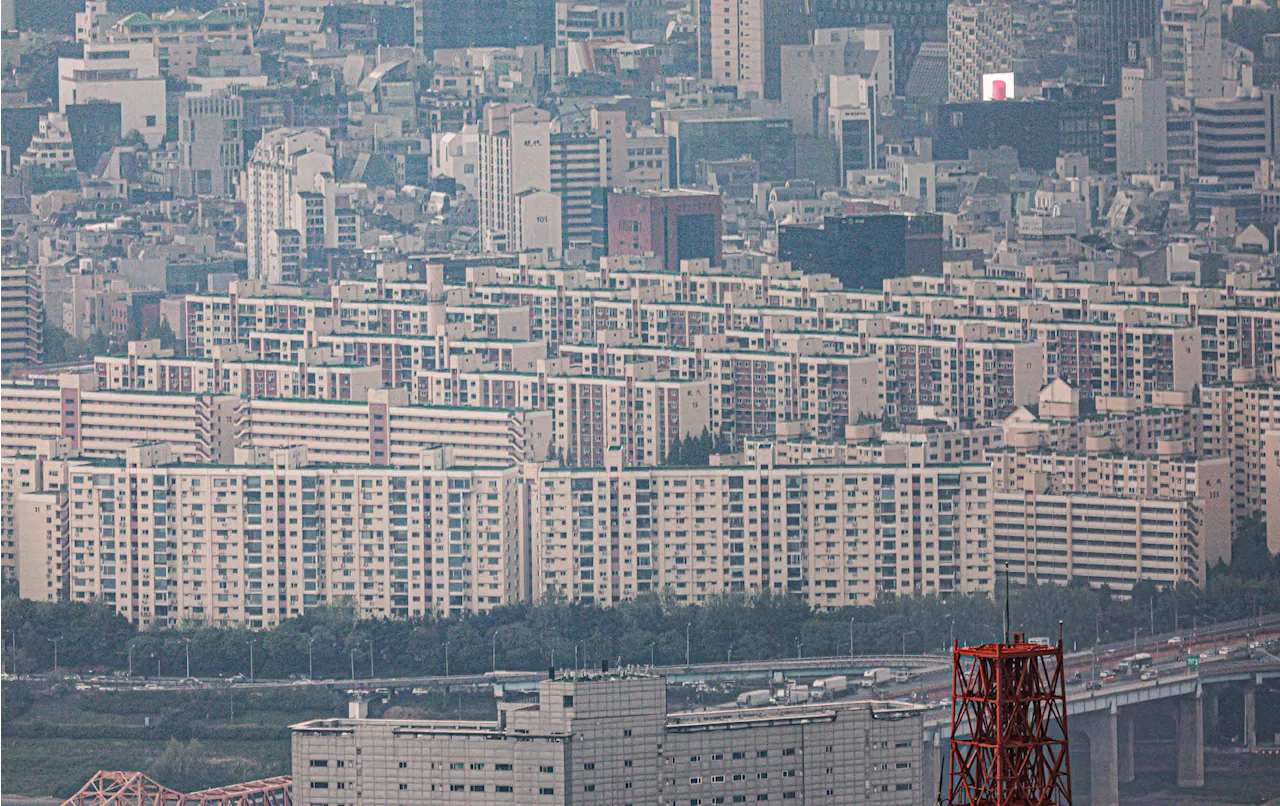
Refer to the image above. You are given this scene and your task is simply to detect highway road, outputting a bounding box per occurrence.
[14,613,1277,699]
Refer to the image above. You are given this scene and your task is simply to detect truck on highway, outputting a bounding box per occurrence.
[1118,652,1153,675]
[812,675,848,699]
[737,689,772,707]
[861,668,892,688]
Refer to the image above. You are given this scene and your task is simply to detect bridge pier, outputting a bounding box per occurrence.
[1077,708,1119,806]
[1117,707,1134,784]
[1175,695,1204,788]
[1204,686,1219,742]
[1243,681,1257,752]
[919,735,947,805]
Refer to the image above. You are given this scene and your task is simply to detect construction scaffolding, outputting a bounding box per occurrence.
[61,772,291,806]
[948,632,1072,806]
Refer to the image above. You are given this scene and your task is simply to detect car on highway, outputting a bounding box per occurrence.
[1166,636,1183,644]
[1085,681,1102,691]
[1140,670,1159,681]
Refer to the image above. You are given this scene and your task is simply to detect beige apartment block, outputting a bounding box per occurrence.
[526,455,993,609]
[1,440,72,591]
[989,448,1232,569]
[1200,375,1280,528]
[95,341,383,401]
[237,389,552,467]
[290,673,923,806]
[415,363,711,467]
[1,374,237,464]
[24,443,525,627]
[994,492,1207,591]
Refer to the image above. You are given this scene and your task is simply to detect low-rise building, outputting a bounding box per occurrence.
[290,673,924,806]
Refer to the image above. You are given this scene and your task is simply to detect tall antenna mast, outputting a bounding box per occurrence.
[1003,562,1011,643]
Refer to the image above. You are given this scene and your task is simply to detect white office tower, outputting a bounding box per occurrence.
[1115,64,1169,174]
[829,73,877,185]
[177,93,243,198]
[58,42,166,146]
[244,128,358,284]
[1161,0,1224,101]
[947,0,1015,102]
[478,103,559,254]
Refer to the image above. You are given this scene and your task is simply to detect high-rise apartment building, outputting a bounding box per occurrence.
[1,269,44,372]
[291,673,926,806]
[710,0,807,100]
[243,128,358,284]
[8,444,526,627]
[1,374,238,464]
[479,104,558,254]
[991,448,1232,587]
[527,458,995,608]
[946,0,1014,102]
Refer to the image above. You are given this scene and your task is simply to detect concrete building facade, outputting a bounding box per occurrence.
[290,673,924,806]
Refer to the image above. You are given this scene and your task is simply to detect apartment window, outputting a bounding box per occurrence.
[539,788,556,795]
[497,786,514,793]
[398,784,408,791]
[398,762,406,768]
[756,751,768,758]
[470,785,486,792]
[540,766,555,774]
[449,785,464,792]
[782,749,796,756]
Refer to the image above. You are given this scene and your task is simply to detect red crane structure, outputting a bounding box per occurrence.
[947,631,1072,806]
[60,772,291,806]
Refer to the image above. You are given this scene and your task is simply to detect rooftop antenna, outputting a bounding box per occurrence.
[1003,562,1011,644]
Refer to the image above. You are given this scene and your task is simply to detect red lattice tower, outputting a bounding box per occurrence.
[948,632,1072,806]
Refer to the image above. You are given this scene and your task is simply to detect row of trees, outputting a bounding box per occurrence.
[4,530,1277,681]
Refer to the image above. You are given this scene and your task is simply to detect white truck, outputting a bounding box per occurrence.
[861,668,892,688]
[737,689,772,707]
[812,675,848,699]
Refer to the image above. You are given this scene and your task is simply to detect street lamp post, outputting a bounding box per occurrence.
[350,648,356,681]
[444,641,450,677]
[247,639,256,683]
[127,643,134,678]
[153,652,160,679]
[796,639,803,660]
[307,638,315,680]
[901,630,918,657]
[369,639,375,679]
[48,638,60,672]
[685,622,691,667]
[491,628,507,674]
[849,617,855,661]
[184,638,191,679]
